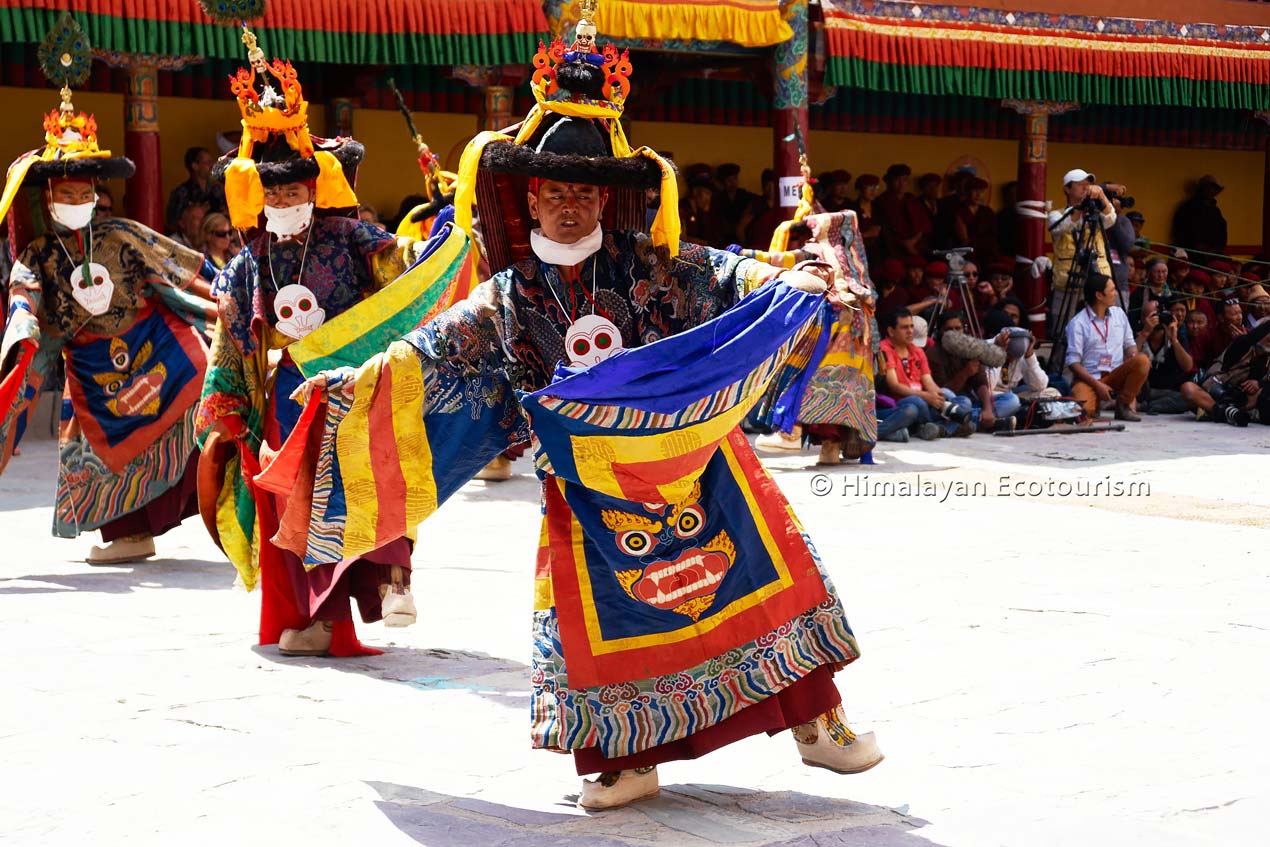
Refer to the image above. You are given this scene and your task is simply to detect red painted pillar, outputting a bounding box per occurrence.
[123,61,162,232]
[773,107,808,220]
[1263,135,1270,258]
[1005,99,1077,339]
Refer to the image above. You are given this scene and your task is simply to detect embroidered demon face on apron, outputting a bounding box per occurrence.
[69,262,114,316]
[565,313,624,368]
[273,283,326,340]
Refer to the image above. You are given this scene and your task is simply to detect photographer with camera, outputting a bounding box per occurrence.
[1048,169,1117,336]
[1103,184,1136,299]
[1134,300,1195,414]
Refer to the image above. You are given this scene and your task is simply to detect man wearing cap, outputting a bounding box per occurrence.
[1048,168,1116,335]
[1172,175,1228,256]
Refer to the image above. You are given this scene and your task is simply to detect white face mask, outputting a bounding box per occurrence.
[530,224,603,267]
[264,202,315,237]
[50,198,97,231]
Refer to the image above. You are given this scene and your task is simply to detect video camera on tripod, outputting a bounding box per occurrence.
[930,246,981,337]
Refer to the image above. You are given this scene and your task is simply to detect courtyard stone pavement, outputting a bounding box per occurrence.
[1,417,1266,846]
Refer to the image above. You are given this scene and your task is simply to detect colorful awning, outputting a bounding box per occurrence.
[597,0,792,49]
[823,0,1270,110]
[0,0,548,66]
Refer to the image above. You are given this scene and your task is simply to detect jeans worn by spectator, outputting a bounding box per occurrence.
[976,391,1022,422]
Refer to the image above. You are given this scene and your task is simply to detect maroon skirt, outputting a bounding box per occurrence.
[100,452,199,542]
[571,665,841,776]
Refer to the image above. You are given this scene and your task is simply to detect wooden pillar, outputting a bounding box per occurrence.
[479,85,514,133]
[773,0,809,220]
[453,66,517,133]
[327,97,355,138]
[1003,99,1078,339]
[122,61,162,231]
[1258,111,1270,258]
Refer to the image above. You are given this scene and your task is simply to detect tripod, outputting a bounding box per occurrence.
[1047,203,1106,376]
[928,247,981,337]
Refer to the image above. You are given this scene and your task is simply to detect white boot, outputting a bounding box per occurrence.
[475,454,513,481]
[380,587,416,628]
[577,767,659,811]
[278,620,334,656]
[793,706,884,774]
[87,533,155,565]
[755,425,804,453]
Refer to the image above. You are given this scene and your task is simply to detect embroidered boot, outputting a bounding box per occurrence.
[279,620,334,656]
[87,533,155,565]
[817,441,843,466]
[578,767,659,811]
[792,706,884,775]
[475,454,513,481]
[755,425,804,453]
[379,566,416,628]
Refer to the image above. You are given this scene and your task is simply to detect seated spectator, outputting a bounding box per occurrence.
[1134,300,1195,414]
[953,177,998,264]
[877,309,974,439]
[1209,259,1237,295]
[1195,298,1247,369]
[715,163,755,245]
[1185,308,1211,365]
[93,185,114,223]
[910,260,956,320]
[901,254,926,293]
[170,201,208,251]
[165,145,227,232]
[1168,254,1192,291]
[822,169,853,213]
[1065,273,1150,421]
[1129,257,1171,328]
[1176,271,1217,326]
[983,325,1056,406]
[873,258,910,318]
[680,172,722,246]
[912,171,940,255]
[1181,319,1270,426]
[200,212,236,274]
[1126,210,1147,248]
[740,169,782,249]
[850,174,882,264]
[929,311,1013,431]
[358,205,381,226]
[1244,284,1270,328]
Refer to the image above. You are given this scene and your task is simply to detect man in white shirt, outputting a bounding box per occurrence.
[1049,169,1116,335]
[1065,273,1149,421]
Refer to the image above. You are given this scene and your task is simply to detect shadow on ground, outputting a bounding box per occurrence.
[367,780,943,847]
[0,558,230,594]
[255,644,530,710]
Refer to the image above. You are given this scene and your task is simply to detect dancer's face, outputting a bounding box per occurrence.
[528,180,606,244]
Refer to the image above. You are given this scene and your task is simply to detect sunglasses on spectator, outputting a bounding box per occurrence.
[211,229,231,238]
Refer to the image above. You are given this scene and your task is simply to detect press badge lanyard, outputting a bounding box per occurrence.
[1087,308,1112,373]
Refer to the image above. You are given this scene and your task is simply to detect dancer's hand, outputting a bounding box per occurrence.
[290,374,328,406]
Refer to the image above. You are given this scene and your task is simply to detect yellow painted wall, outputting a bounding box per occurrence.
[2,85,1262,251]
[349,108,477,222]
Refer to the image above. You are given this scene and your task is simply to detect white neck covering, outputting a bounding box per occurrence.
[530,224,603,267]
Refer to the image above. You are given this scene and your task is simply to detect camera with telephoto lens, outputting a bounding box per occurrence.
[1078,194,1107,214]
